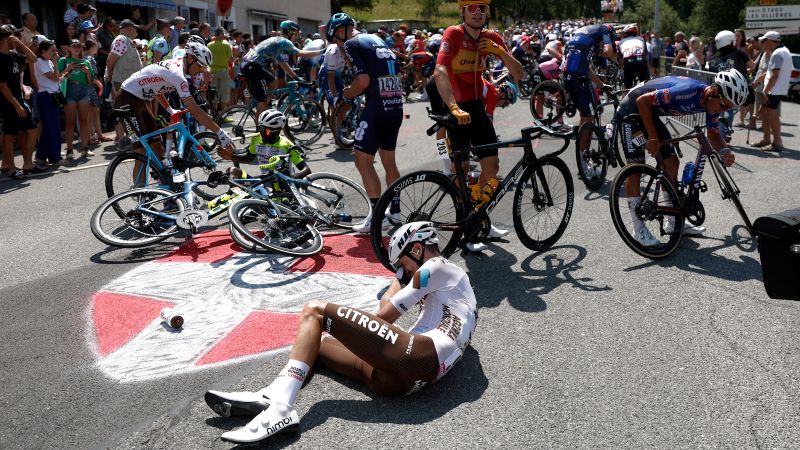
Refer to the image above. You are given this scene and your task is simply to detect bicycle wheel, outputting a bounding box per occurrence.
[332,100,359,150]
[187,131,235,201]
[609,163,683,259]
[574,122,609,191]
[512,156,575,251]
[217,105,257,140]
[281,98,326,146]
[710,156,753,235]
[228,198,323,257]
[370,171,465,272]
[91,188,185,248]
[228,220,272,253]
[303,172,371,230]
[529,80,566,126]
[105,152,170,199]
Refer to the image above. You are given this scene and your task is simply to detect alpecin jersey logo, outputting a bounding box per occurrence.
[87,231,392,382]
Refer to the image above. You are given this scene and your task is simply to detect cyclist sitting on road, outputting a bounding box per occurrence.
[431,0,523,252]
[614,69,748,245]
[616,24,650,89]
[227,109,310,180]
[204,222,478,445]
[114,42,234,161]
[240,21,322,124]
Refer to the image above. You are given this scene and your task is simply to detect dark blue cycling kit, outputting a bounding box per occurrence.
[616,76,719,163]
[562,24,614,75]
[344,34,404,155]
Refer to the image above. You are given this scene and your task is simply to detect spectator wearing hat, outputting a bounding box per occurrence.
[169,16,185,50]
[208,27,233,111]
[58,38,94,159]
[104,19,142,147]
[147,19,171,64]
[752,31,792,153]
[0,27,40,179]
[33,39,63,166]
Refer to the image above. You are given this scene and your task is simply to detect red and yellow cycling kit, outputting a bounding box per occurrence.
[436,25,507,102]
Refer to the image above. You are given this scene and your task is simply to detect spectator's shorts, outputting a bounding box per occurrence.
[763,94,783,110]
[65,81,89,104]
[88,84,102,107]
[0,99,37,135]
[211,69,232,102]
[241,62,275,103]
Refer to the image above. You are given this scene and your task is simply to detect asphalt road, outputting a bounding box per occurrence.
[1,97,799,449]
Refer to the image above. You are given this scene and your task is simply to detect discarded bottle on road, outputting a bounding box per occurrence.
[160,308,184,329]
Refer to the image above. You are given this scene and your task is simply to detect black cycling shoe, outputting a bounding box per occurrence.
[204,390,270,418]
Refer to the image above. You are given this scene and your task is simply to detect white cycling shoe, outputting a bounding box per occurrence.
[384,207,402,225]
[664,221,706,236]
[221,404,300,444]
[353,215,390,234]
[633,226,660,247]
[204,390,270,418]
[488,224,509,238]
[465,241,488,252]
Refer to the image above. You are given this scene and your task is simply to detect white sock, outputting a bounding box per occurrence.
[627,197,644,232]
[260,359,310,408]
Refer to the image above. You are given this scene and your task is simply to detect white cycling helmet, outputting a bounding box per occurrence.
[258,109,286,130]
[388,221,439,266]
[715,30,735,49]
[187,34,206,46]
[714,68,749,106]
[185,42,212,67]
[546,33,558,42]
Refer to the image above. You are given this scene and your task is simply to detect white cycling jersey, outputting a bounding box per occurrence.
[324,44,345,72]
[120,59,192,101]
[390,257,477,380]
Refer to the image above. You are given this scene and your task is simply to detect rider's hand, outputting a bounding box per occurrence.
[478,38,505,57]
[646,138,660,157]
[449,104,471,125]
[216,129,234,157]
[720,148,736,167]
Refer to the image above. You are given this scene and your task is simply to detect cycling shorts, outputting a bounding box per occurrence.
[564,73,598,117]
[538,58,561,80]
[321,303,439,396]
[113,90,159,149]
[241,62,275,103]
[320,71,344,105]
[622,61,650,89]
[615,104,678,164]
[353,105,403,155]
[426,78,497,159]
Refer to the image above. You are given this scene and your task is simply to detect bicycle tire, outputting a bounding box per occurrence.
[710,156,753,235]
[512,156,575,251]
[574,123,609,191]
[612,124,627,168]
[217,105,257,140]
[370,171,465,272]
[187,131,235,201]
[105,152,171,222]
[91,187,185,248]
[332,100,359,150]
[281,98,326,146]
[609,163,683,259]
[529,80,566,126]
[228,198,323,257]
[304,172,371,230]
[228,220,272,253]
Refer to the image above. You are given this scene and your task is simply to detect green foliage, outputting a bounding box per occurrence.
[332,0,376,14]
[687,0,747,40]
[417,0,444,19]
[621,0,686,37]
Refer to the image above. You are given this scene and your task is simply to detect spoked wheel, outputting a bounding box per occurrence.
[217,105,257,141]
[302,172,371,230]
[228,198,323,256]
[711,156,753,235]
[574,122,609,191]
[332,100,361,150]
[609,163,684,259]
[91,188,185,248]
[105,152,170,199]
[529,80,566,126]
[512,156,575,251]
[228,217,272,253]
[370,171,465,272]
[280,98,326,146]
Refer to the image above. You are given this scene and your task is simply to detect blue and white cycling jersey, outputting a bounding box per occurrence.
[562,24,614,75]
[623,76,720,132]
[242,36,300,66]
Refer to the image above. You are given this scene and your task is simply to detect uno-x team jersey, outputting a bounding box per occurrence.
[344,34,403,113]
[617,36,648,61]
[243,36,300,67]
[390,257,478,381]
[120,59,192,101]
[563,24,614,75]
[437,25,507,103]
[625,76,720,132]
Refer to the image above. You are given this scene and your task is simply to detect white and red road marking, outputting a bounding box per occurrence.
[87,231,392,382]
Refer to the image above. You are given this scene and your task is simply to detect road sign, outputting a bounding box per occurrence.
[746,5,800,30]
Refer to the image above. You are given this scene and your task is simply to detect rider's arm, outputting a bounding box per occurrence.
[635,93,661,156]
[377,278,403,323]
[295,49,321,59]
[433,64,457,109]
[154,94,172,112]
[182,95,221,133]
[590,67,603,88]
[279,61,298,79]
[343,73,369,99]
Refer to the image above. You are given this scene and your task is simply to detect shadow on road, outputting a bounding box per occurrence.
[206,346,488,449]
[89,243,178,265]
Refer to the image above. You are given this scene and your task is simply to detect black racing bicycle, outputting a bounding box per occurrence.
[369,112,575,271]
[574,84,628,190]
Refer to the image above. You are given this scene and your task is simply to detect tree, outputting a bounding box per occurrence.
[687,0,747,40]
[418,0,444,19]
[621,0,686,37]
[331,0,376,14]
